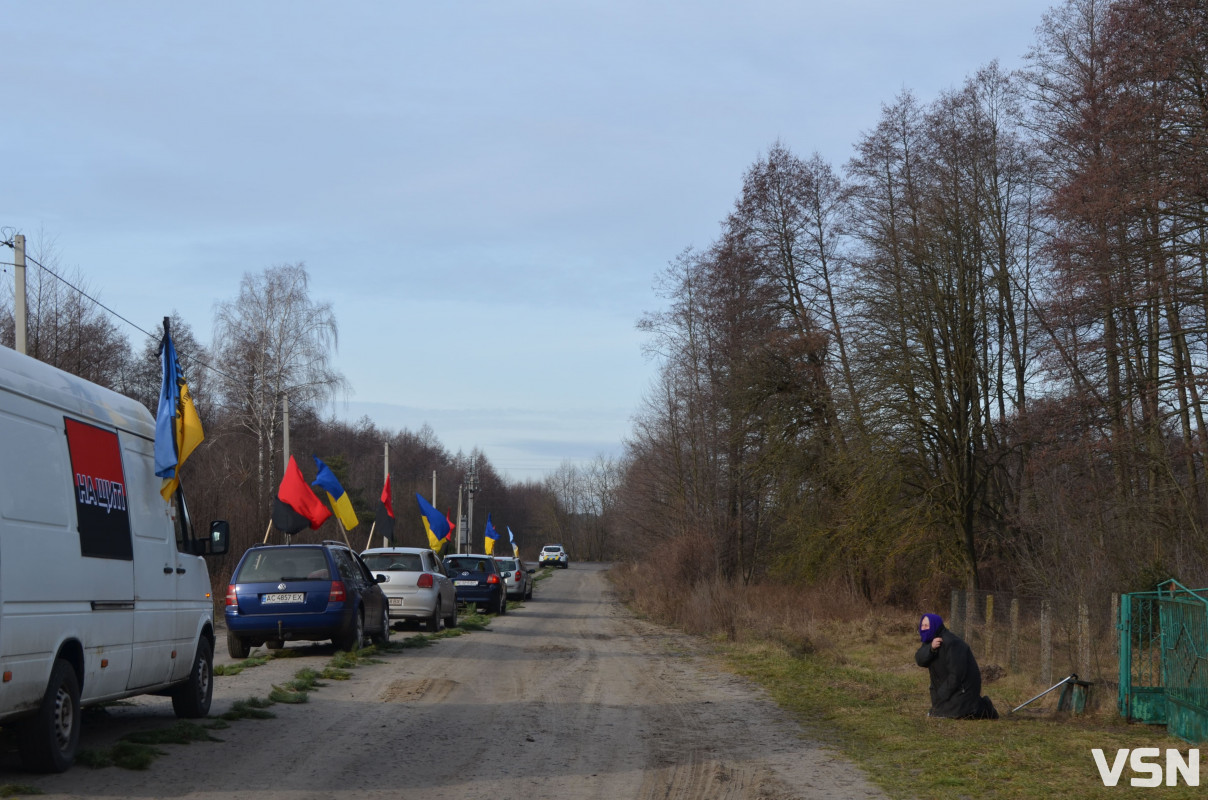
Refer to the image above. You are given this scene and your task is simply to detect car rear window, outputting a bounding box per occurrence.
[543,546,560,552]
[445,557,493,573]
[362,553,423,572]
[495,559,517,570]
[236,548,330,581]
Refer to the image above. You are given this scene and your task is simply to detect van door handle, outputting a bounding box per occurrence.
[176,567,186,574]
[164,567,173,574]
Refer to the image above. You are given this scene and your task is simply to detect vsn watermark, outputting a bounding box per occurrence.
[1093,749,1200,787]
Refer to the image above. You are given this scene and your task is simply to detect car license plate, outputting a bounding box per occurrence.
[454,580,477,586]
[262,592,304,604]
[388,598,404,607]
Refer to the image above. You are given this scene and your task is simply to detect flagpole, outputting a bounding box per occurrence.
[262,518,273,544]
[336,517,350,548]
[364,520,376,551]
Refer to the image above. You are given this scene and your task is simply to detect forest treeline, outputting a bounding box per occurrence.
[613,0,1208,606]
[5,0,1207,612]
[0,256,618,589]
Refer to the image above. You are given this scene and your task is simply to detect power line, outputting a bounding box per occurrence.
[1,238,237,383]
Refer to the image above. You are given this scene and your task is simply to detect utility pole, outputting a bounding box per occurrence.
[455,484,464,555]
[464,462,479,553]
[432,470,437,508]
[13,234,26,355]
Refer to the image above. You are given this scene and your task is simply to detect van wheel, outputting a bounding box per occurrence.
[227,632,250,659]
[335,609,364,651]
[171,637,213,718]
[18,659,80,773]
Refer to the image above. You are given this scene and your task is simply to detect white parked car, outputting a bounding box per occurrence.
[361,547,458,631]
[540,544,569,569]
[494,556,534,600]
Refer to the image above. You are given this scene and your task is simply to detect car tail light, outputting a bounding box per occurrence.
[487,575,500,585]
[417,573,434,589]
[225,585,237,606]
[328,581,347,603]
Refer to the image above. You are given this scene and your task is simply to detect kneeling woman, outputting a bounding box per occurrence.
[915,613,998,719]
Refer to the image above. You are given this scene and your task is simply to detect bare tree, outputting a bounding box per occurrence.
[212,263,345,503]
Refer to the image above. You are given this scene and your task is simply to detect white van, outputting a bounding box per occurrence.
[0,345,229,772]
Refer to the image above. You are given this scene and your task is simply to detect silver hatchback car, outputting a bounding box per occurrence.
[493,556,534,601]
[361,547,458,631]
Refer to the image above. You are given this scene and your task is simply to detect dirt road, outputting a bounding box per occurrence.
[12,563,885,799]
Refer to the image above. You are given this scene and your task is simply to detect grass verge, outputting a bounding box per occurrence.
[717,628,1199,799]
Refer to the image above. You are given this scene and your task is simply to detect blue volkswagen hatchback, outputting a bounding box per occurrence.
[225,541,390,657]
[442,553,507,615]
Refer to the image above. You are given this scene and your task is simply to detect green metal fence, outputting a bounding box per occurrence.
[1119,580,1208,742]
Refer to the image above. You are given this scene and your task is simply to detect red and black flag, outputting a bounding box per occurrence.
[272,455,332,535]
[375,474,395,544]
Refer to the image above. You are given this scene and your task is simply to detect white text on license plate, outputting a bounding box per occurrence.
[263,592,304,604]
[454,580,477,586]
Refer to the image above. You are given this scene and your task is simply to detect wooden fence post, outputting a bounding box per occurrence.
[1111,593,1119,662]
[1041,599,1052,686]
[1079,600,1091,679]
[1009,598,1019,672]
[985,594,995,662]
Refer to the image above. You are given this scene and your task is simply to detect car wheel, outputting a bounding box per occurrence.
[18,659,81,773]
[227,631,251,659]
[497,591,507,615]
[335,609,364,651]
[525,581,533,600]
[265,639,284,650]
[171,637,214,718]
[426,601,442,632]
[445,599,458,629]
[370,607,391,646]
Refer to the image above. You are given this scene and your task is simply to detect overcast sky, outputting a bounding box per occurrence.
[2,0,1055,481]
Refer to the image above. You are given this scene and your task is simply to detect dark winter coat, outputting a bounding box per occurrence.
[915,625,984,719]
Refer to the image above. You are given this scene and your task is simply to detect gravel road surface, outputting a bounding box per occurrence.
[7,562,885,799]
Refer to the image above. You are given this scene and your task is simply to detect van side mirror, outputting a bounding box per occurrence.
[207,520,230,555]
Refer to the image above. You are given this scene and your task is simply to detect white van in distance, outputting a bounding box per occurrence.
[0,344,229,772]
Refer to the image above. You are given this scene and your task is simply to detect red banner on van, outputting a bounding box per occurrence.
[64,417,133,560]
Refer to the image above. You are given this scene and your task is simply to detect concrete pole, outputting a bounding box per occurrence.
[432,470,436,508]
[282,394,290,475]
[383,441,390,547]
[13,234,26,355]
[455,485,464,555]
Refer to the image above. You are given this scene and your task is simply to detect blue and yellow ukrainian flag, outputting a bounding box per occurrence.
[154,319,204,502]
[417,493,451,551]
[484,514,499,556]
[312,456,359,530]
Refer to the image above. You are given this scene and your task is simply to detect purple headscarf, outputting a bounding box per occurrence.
[919,613,944,643]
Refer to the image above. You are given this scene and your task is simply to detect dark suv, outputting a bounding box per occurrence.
[225,541,390,657]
